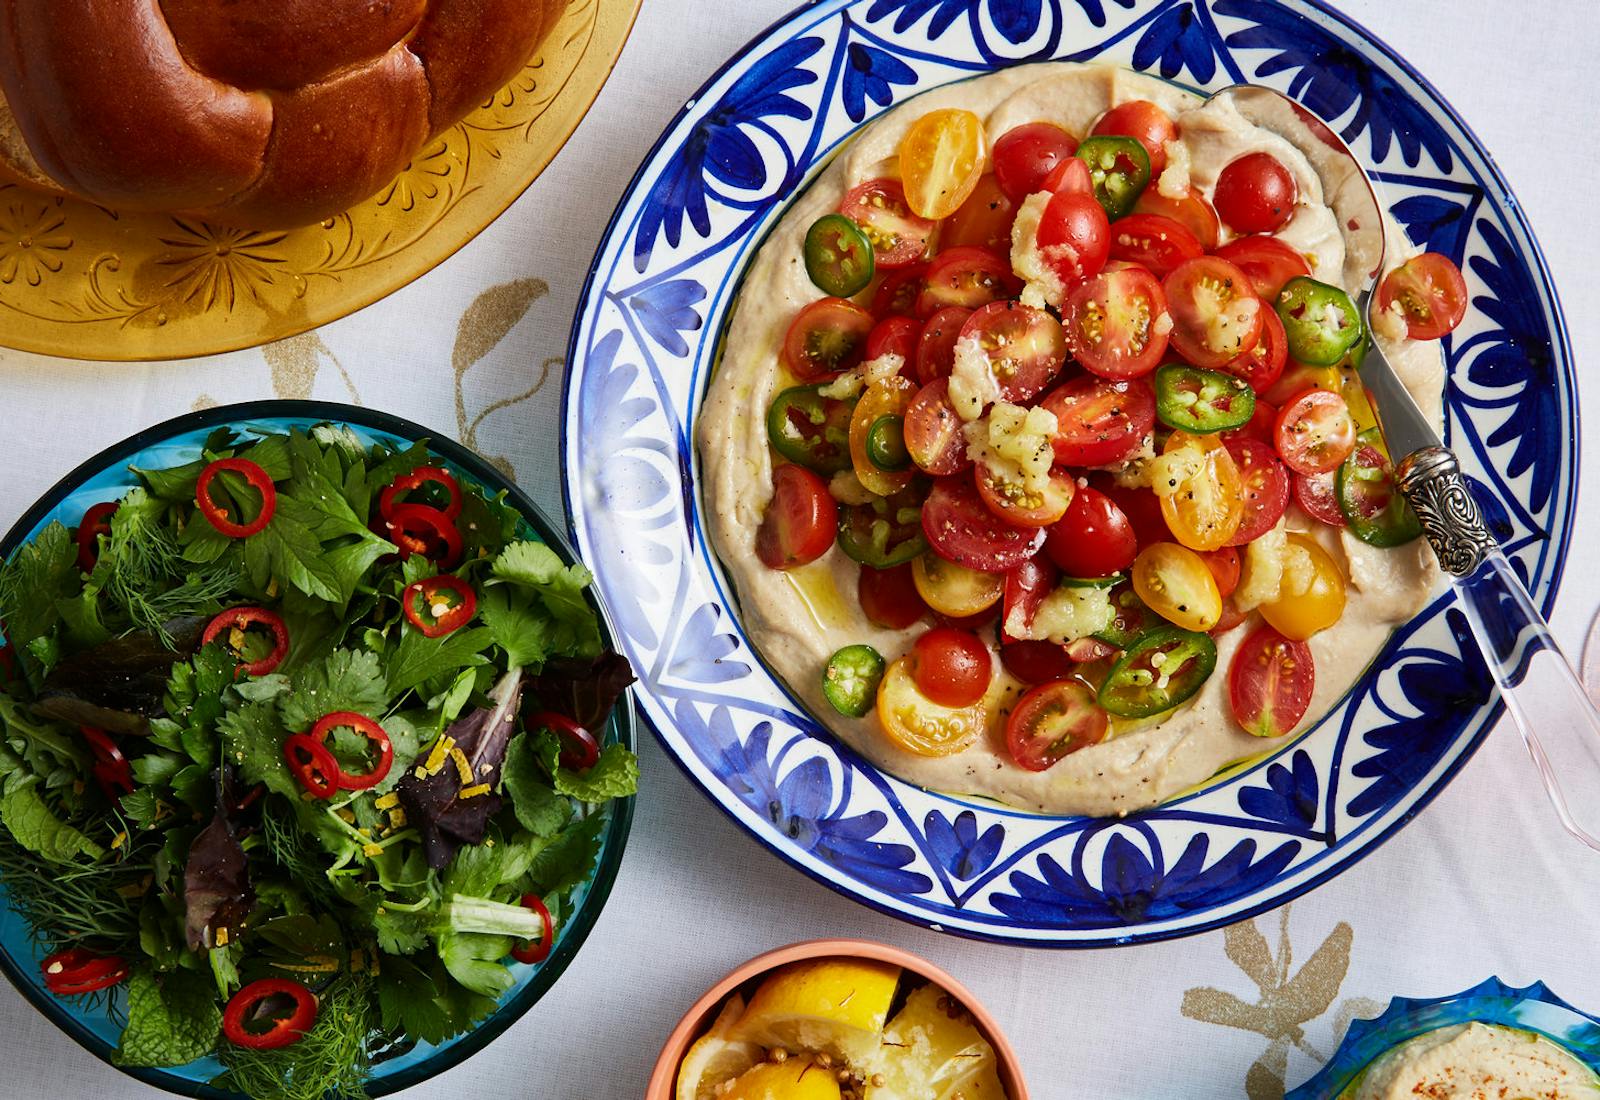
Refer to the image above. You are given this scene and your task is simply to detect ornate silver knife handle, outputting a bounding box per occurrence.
[1394,446,1499,577]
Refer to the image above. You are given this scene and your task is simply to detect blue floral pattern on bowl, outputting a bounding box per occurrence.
[562,0,1575,945]
[1287,977,1600,1098]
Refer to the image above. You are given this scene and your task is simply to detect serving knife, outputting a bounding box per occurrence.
[1212,85,1600,850]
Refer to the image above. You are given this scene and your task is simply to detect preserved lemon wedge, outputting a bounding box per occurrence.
[721,1060,843,1100]
[730,959,902,1066]
[862,983,995,1100]
[678,994,763,1100]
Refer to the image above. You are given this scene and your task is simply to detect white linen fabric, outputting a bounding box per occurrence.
[0,1,1596,1097]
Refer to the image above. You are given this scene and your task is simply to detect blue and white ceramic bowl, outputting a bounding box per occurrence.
[1287,978,1600,1099]
[562,0,1575,945]
[0,401,635,1097]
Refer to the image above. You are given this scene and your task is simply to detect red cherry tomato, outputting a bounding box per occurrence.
[1223,437,1292,546]
[840,178,934,268]
[956,300,1068,403]
[1225,398,1280,447]
[1040,375,1156,467]
[858,563,928,630]
[975,463,1076,530]
[1002,555,1057,639]
[1211,601,1249,637]
[755,465,837,570]
[1006,680,1108,771]
[1163,255,1264,368]
[914,305,973,384]
[1044,486,1137,577]
[865,315,923,365]
[916,246,1019,317]
[922,476,1046,574]
[1062,266,1170,380]
[904,378,971,476]
[1000,640,1079,685]
[74,501,118,573]
[1219,302,1287,394]
[1035,189,1111,284]
[1214,152,1298,234]
[1378,252,1469,340]
[942,174,1018,256]
[1107,213,1204,280]
[1201,546,1241,599]
[1294,469,1347,527]
[1274,390,1357,476]
[909,626,992,707]
[1041,156,1094,196]
[1214,235,1311,302]
[993,122,1079,202]
[783,297,874,381]
[1133,187,1220,249]
[1091,100,1178,175]
[1091,475,1171,550]
[1229,624,1315,737]
[872,263,928,319]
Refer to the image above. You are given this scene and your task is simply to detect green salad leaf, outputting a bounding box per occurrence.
[115,967,221,1068]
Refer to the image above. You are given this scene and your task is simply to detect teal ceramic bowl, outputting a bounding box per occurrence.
[0,401,636,1098]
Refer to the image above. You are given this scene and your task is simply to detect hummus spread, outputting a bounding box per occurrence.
[1350,1023,1600,1100]
[697,63,1443,816]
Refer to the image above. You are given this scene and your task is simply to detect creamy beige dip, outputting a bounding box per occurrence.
[697,63,1443,816]
[1349,1023,1600,1100]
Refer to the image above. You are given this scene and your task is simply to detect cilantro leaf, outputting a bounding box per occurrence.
[218,700,297,800]
[114,967,221,1068]
[376,954,496,1047]
[525,813,606,900]
[490,541,601,657]
[554,744,638,804]
[280,648,388,733]
[501,733,570,838]
[386,626,493,700]
[477,586,549,670]
[0,781,103,862]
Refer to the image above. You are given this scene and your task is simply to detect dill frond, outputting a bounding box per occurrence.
[0,827,151,958]
[213,971,377,1100]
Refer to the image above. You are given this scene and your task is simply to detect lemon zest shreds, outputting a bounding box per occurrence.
[373,793,400,811]
[449,746,474,785]
[458,783,491,799]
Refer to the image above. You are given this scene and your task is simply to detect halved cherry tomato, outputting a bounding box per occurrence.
[957,300,1067,403]
[75,501,118,573]
[1211,601,1249,636]
[309,711,393,790]
[941,174,1018,255]
[916,246,1018,317]
[283,733,339,799]
[783,297,874,381]
[1034,189,1111,285]
[756,465,837,570]
[849,377,918,494]
[41,948,129,997]
[1294,469,1347,527]
[1229,625,1315,738]
[1044,486,1136,578]
[1092,477,1169,551]
[858,562,928,630]
[196,458,277,538]
[922,476,1045,574]
[911,551,1005,617]
[1156,432,1244,552]
[1219,302,1287,394]
[841,178,934,269]
[1223,437,1291,546]
[1132,542,1221,631]
[993,122,1079,202]
[1107,213,1203,280]
[876,657,982,757]
[1226,399,1280,447]
[222,978,318,1051]
[872,263,928,319]
[904,378,970,476]
[1163,256,1263,368]
[1091,100,1177,175]
[865,315,923,367]
[384,503,464,569]
[1062,267,1170,380]
[1007,680,1108,771]
[1042,376,1156,467]
[1201,546,1241,599]
[1260,360,1342,408]
[975,461,1075,530]
[1274,389,1357,476]
[914,305,973,384]
[1001,555,1057,639]
[1133,187,1220,249]
[510,894,555,965]
[1378,252,1469,340]
[203,607,290,677]
[899,108,986,220]
[378,466,463,522]
[1000,640,1079,685]
[1041,155,1094,195]
[1214,236,1311,302]
[1215,152,1297,234]
[1259,533,1346,641]
[909,627,992,707]
[402,576,477,638]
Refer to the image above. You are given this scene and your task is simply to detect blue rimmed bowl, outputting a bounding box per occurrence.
[562,0,1575,945]
[0,400,636,1097]
[1287,978,1600,1099]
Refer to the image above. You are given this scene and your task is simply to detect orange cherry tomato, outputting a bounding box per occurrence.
[1259,533,1347,640]
[1133,542,1222,631]
[1156,432,1245,552]
[876,657,982,757]
[941,173,1018,256]
[899,108,986,220]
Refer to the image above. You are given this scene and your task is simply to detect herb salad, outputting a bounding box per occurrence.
[0,421,636,1099]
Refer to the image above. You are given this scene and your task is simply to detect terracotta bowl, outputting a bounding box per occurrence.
[644,939,1028,1100]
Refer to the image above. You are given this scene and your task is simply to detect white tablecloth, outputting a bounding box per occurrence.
[2,1,1598,1097]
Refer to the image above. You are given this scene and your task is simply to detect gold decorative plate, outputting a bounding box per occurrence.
[0,0,640,362]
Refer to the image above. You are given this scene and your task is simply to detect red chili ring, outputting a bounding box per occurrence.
[79,726,133,799]
[379,466,463,522]
[41,948,129,996]
[74,501,118,573]
[202,607,290,678]
[532,711,600,771]
[283,733,339,799]
[383,503,464,570]
[195,457,277,538]
[509,894,554,964]
[222,978,318,1051]
[308,711,393,790]
[401,576,477,638]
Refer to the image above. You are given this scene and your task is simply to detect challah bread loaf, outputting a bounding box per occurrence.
[0,0,567,227]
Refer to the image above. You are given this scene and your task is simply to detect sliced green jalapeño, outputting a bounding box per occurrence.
[1275,276,1365,366]
[1153,363,1256,434]
[1097,625,1217,719]
[1075,135,1152,220]
[767,384,855,474]
[823,644,887,717]
[805,213,875,297]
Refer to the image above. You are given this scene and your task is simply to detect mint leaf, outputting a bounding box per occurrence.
[115,967,221,1068]
[0,521,78,647]
[0,782,103,861]
[554,744,638,804]
[280,648,388,732]
[478,586,549,670]
[502,733,570,838]
[386,626,493,700]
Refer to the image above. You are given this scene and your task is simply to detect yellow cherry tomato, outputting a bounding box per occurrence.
[1132,542,1222,631]
[849,376,917,497]
[898,108,986,220]
[876,657,982,757]
[911,552,1005,617]
[1156,431,1244,551]
[1260,533,1347,640]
